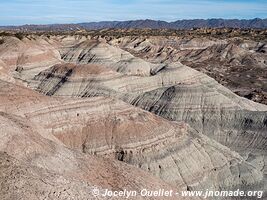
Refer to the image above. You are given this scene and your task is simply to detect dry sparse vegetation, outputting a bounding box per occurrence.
[1,28,266,42]
[14,32,24,40]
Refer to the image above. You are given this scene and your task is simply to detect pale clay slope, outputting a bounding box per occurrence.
[0,80,184,200]
[0,36,62,84]
[60,40,166,76]
[63,39,267,187]
[0,35,266,199]
[109,36,267,104]
[0,80,263,198]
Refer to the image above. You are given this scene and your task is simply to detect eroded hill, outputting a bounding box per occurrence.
[0,30,266,200]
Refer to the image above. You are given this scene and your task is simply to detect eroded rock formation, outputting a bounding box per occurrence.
[0,32,266,199]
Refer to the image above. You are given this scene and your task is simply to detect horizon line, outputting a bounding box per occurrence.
[1,18,267,27]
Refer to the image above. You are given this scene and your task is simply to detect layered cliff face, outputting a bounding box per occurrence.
[0,80,182,200]
[0,33,266,199]
[109,36,267,104]
[60,40,166,76]
[0,36,62,83]
[0,79,264,197]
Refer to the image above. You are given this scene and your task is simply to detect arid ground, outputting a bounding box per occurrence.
[0,29,266,200]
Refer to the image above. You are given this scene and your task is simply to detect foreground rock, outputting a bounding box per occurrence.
[0,80,183,200]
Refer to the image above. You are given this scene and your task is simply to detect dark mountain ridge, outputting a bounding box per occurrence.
[1,18,267,31]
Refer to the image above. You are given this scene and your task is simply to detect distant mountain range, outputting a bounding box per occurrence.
[1,18,267,31]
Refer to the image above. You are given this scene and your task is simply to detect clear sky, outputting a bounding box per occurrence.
[1,0,267,26]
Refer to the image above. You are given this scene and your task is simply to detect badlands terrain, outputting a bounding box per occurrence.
[0,29,266,200]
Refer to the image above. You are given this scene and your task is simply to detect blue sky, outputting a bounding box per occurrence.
[0,0,267,25]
